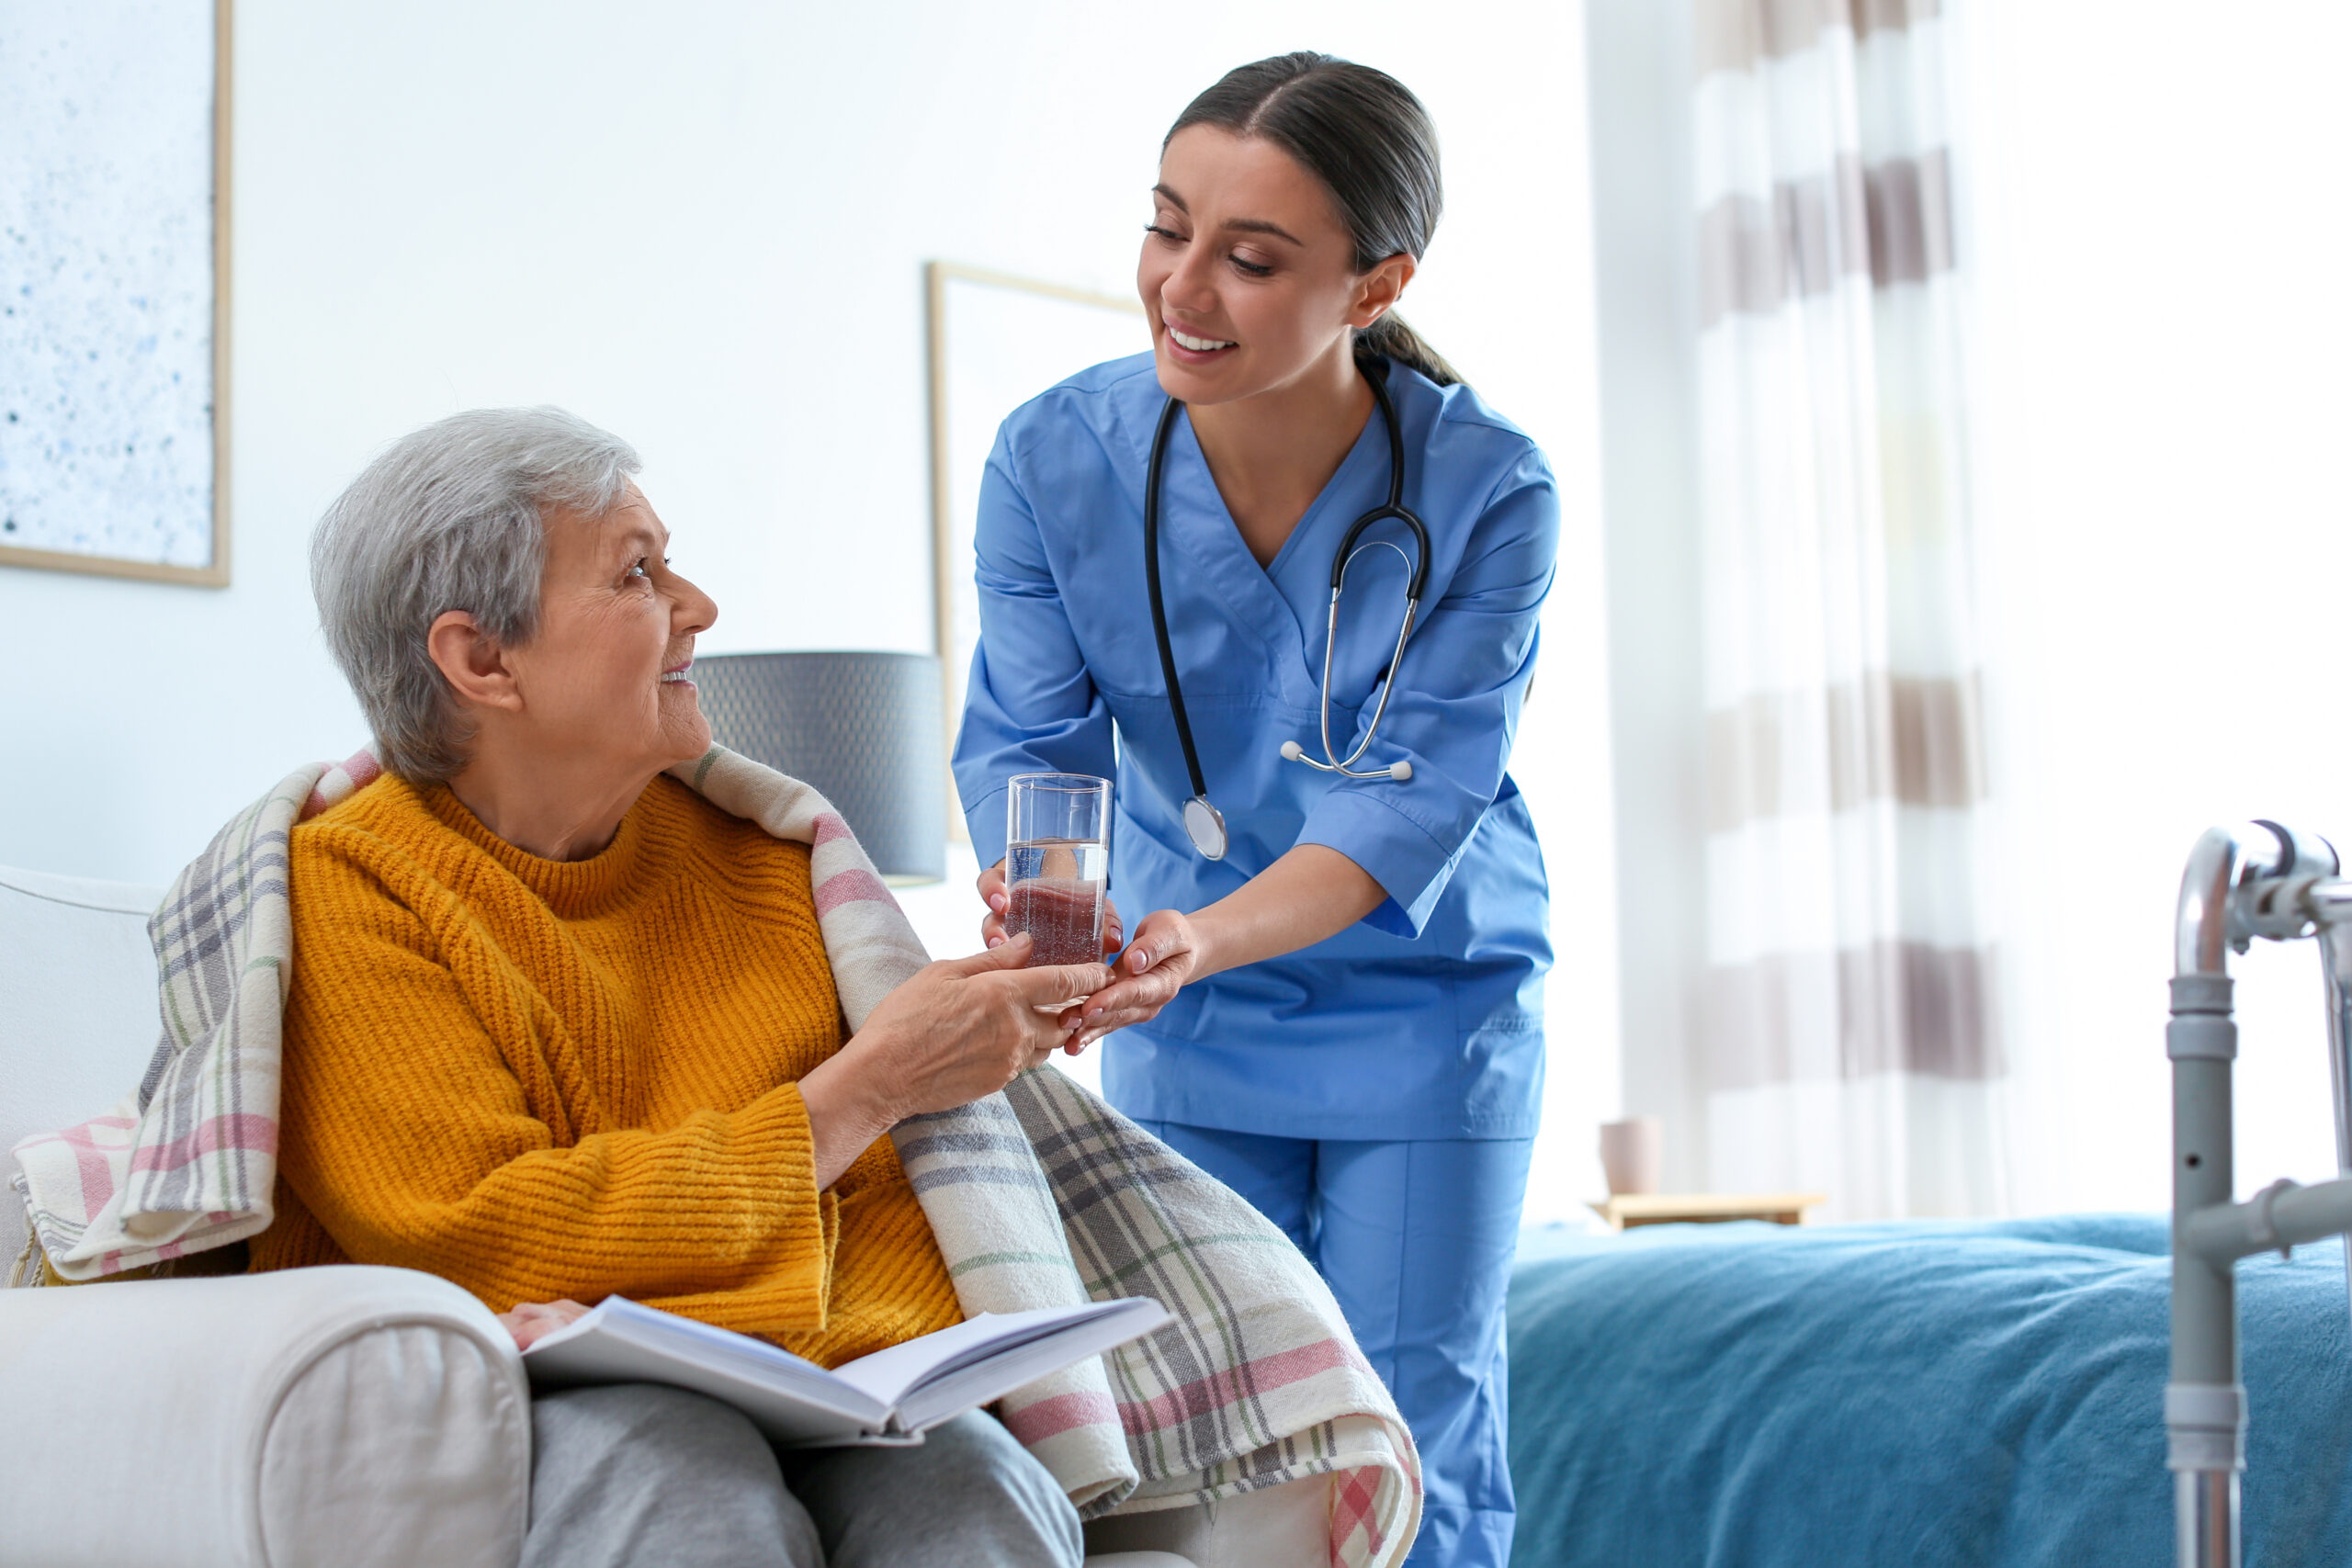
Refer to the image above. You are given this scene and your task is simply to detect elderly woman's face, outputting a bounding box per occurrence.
[505,486,718,775]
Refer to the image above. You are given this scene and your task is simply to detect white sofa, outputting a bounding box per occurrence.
[0,863,1328,1567]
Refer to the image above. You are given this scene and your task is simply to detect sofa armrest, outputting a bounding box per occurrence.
[0,1265,529,1568]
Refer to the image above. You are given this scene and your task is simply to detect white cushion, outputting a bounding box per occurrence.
[0,1264,530,1568]
[0,864,167,1272]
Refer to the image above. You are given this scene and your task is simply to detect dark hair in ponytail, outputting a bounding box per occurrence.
[1166,52,1461,388]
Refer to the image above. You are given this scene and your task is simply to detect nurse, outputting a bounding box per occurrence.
[955,53,1555,1568]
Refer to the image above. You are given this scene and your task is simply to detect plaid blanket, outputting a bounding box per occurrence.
[9,746,1419,1561]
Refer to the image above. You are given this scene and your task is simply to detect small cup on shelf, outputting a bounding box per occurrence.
[1598,1116,1663,1198]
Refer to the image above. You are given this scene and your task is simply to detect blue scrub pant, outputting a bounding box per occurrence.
[1132,1122,1532,1568]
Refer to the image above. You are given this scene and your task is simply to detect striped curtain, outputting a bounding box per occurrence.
[1692,0,2002,1219]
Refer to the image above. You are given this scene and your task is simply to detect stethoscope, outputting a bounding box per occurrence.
[1144,357,1430,862]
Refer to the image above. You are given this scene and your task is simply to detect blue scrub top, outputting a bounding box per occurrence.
[955,353,1556,1141]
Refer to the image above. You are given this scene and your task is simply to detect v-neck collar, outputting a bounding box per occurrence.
[1155,399,1388,671]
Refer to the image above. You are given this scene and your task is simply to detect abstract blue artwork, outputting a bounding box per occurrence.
[0,3,227,583]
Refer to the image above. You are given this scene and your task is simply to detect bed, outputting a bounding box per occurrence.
[1506,1214,2352,1566]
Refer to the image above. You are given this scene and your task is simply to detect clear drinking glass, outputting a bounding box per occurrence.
[1004,773,1111,966]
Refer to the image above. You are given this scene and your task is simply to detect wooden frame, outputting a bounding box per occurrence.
[923,261,1144,837]
[924,260,1141,678]
[0,0,233,588]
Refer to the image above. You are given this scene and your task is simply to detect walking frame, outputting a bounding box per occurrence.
[2167,821,2352,1568]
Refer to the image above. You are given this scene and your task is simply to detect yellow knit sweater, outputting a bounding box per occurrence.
[249,772,962,1369]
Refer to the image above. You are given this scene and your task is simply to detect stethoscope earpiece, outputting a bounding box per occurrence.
[1146,361,1428,861]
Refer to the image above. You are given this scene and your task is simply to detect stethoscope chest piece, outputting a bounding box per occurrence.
[1182,795,1228,861]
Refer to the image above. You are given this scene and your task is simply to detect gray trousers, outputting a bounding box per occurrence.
[521,1383,1085,1568]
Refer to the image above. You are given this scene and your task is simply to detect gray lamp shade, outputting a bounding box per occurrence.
[692,652,946,884]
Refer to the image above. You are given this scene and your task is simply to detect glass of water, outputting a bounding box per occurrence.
[1004,773,1111,966]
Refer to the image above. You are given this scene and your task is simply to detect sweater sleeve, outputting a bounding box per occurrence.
[276,838,838,1335]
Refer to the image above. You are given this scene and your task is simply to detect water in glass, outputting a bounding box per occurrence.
[1005,838,1108,966]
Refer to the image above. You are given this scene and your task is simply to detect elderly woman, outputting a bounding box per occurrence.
[256,407,1107,1568]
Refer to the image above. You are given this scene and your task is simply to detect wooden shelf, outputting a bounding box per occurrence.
[1588,1192,1827,1231]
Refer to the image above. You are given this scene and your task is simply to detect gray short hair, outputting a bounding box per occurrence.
[311,407,642,781]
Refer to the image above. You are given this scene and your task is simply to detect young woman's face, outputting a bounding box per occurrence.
[1137,125,1409,408]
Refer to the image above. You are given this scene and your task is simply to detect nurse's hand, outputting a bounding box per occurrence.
[1062,846,1385,1048]
[976,860,1126,960]
[1071,908,1203,1046]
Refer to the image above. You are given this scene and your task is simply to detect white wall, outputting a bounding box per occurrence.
[0,1,1616,1213]
[1957,1,2352,1211]
[1579,0,1705,1190]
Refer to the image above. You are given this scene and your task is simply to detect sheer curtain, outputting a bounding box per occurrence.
[1691,0,2001,1219]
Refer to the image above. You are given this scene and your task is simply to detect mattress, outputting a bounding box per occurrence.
[1506,1214,2352,1566]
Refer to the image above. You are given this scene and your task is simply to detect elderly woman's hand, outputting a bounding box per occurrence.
[499,1298,589,1350]
[797,936,1113,1187]
[976,860,1125,962]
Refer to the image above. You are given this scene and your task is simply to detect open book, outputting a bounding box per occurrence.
[523,1294,1170,1447]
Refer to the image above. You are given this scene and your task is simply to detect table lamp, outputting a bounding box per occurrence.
[691,651,946,885]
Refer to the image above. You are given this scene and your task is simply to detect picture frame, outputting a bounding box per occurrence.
[0,0,233,587]
[924,260,1147,837]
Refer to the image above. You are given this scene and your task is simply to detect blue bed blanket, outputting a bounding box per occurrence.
[1506,1214,2352,1566]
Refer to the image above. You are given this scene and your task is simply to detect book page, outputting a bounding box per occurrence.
[828,1299,1168,1411]
[523,1293,1169,1448]
[525,1298,890,1442]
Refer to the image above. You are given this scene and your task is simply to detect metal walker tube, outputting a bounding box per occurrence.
[2318,915,2352,1332]
[2166,822,2352,1568]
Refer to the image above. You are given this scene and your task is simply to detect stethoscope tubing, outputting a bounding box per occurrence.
[1144,395,1216,807]
[1308,589,1419,777]
[1144,357,1430,857]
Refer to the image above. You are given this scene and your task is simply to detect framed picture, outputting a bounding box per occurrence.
[0,1,232,586]
[925,261,1147,838]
